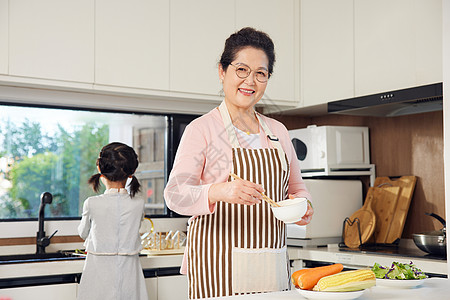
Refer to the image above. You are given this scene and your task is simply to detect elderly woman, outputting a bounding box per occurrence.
[164,27,313,299]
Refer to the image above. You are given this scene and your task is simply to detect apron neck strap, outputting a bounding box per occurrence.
[255,114,288,172]
[218,100,287,172]
[219,101,240,148]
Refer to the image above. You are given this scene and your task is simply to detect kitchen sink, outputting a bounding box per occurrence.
[0,251,85,264]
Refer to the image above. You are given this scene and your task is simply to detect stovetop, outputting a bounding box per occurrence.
[338,243,447,261]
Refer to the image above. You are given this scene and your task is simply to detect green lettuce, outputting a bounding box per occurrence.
[372,262,389,278]
[371,261,427,280]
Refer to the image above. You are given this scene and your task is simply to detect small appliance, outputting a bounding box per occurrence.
[289,125,375,185]
[286,179,363,247]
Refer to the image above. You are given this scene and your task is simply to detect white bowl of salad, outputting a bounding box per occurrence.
[372,261,427,288]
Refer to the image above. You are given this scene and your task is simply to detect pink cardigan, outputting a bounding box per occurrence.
[164,107,311,216]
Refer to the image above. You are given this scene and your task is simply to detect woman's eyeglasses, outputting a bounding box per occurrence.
[229,63,270,83]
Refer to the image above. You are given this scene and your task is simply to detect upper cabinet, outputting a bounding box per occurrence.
[236,0,298,105]
[0,0,7,75]
[95,0,170,90]
[0,1,443,113]
[169,0,234,97]
[8,0,94,83]
[296,0,442,108]
[411,0,442,86]
[300,0,354,107]
[354,0,442,96]
[169,0,299,105]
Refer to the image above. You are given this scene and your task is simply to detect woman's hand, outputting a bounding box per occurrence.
[295,203,313,225]
[287,194,314,226]
[209,177,264,206]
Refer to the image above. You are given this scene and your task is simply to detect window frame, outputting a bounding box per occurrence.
[0,101,177,221]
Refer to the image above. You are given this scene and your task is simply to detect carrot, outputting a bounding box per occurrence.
[297,263,344,290]
[291,269,309,288]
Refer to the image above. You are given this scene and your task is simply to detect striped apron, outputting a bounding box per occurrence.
[186,101,291,299]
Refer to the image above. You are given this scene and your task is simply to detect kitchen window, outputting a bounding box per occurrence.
[0,103,171,220]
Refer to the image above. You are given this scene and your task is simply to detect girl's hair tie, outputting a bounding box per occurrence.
[89,142,140,197]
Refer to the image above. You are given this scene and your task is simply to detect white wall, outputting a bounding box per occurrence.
[443,0,450,277]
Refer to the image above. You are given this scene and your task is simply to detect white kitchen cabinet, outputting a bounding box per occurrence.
[0,283,77,300]
[0,0,7,75]
[145,277,158,300]
[236,0,299,106]
[157,274,188,300]
[354,0,442,96]
[300,0,354,107]
[414,0,443,86]
[8,0,94,83]
[170,0,234,97]
[95,0,170,90]
[443,0,450,272]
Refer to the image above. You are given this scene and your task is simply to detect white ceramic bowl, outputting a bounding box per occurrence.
[271,197,308,223]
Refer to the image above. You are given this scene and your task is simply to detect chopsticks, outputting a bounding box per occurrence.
[230,173,280,207]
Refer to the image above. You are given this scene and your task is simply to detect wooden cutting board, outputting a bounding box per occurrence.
[370,186,401,244]
[374,176,417,244]
[344,192,376,248]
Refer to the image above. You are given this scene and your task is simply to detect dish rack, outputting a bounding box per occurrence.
[339,215,402,251]
[141,230,187,252]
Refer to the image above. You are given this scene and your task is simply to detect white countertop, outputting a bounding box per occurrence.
[287,244,447,276]
[1,244,447,280]
[0,254,183,280]
[208,278,450,299]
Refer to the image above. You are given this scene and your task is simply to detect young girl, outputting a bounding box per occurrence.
[77,142,148,300]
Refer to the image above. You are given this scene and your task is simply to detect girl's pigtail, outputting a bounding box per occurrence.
[129,175,141,198]
[88,173,102,193]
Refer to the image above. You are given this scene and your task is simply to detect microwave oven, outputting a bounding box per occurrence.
[289,125,372,175]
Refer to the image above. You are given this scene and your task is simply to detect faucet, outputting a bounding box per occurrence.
[36,192,58,254]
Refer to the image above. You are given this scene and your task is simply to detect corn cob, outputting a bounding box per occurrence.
[313,269,376,292]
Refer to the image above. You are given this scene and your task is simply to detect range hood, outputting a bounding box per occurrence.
[328,82,443,117]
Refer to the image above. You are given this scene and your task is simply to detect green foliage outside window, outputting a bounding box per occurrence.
[0,117,108,219]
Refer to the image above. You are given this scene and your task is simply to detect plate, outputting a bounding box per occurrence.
[296,289,365,300]
[376,278,425,288]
